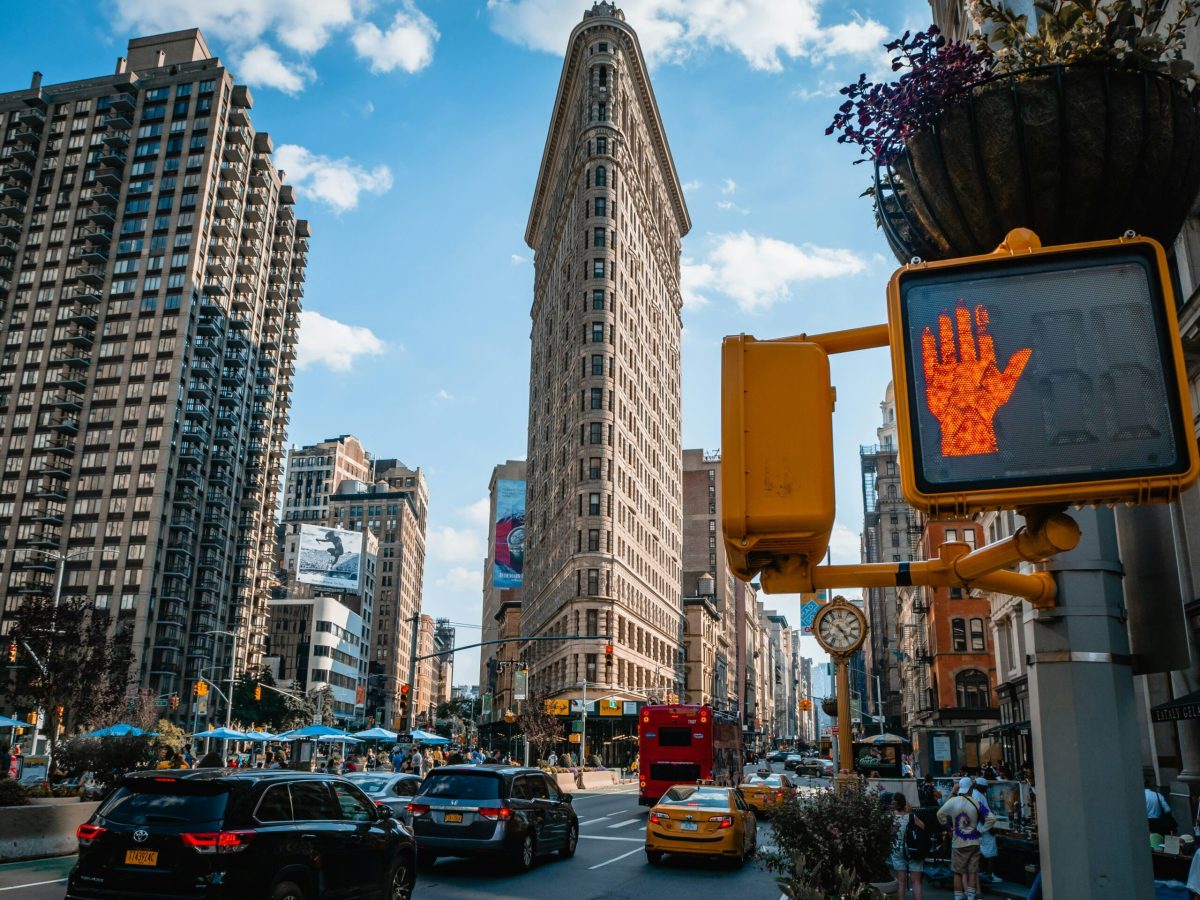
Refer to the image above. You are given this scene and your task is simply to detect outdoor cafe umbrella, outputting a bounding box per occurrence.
[190,727,251,741]
[278,724,351,740]
[86,723,159,738]
[352,727,398,741]
[241,730,279,742]
[0,715,26,728]
[861,733,908,745]
[409,729,450,745]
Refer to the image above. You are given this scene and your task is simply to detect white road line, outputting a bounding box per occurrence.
[0,879,67,892]
[576,818,604,826]
[579,834,644,842]
[589,846,645,869]
[604,810,623,816]
[607,818,641,829]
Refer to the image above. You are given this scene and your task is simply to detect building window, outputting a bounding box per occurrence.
[594,197,606,217]
[586,653,598,681]
[886,461,896,476]
[970,617,986,651]
[595,166,607,186]
[596,136,607,154]
[588,457,602,479]
[593,259,606,278]
[886,484,897,499]
[592,288,605,309]
[945,528,958,542]
[589,422,603,444]
[963,529,977,549]
[951,618,966,651]
[587,529,600,552]
[588,493,601,515]
[594,227,606,247]
[591,354,604,375]
[591,323,605,343]
[590,388,603,409]
[708,519,716,533]
[586,608,599,635]
[586,569,600,595]
[955,669,991,708]
[597,103,608,121]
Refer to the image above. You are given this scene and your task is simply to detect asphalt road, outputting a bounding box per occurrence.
[0,785,782,900]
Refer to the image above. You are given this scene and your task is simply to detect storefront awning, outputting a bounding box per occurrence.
[1151,689,1200,723]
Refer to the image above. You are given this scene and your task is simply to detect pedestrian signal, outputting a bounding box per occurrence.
[888,230,1199,514]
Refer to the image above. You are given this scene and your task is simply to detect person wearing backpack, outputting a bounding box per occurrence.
[937,777,996,900]
[890,793,927,899]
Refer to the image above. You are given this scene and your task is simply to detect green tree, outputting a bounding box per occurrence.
[230,668,295,730]
[517,692,563,763]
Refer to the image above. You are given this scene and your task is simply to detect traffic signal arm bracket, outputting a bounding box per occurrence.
[807,509,1079,606]
[772,323,890,355]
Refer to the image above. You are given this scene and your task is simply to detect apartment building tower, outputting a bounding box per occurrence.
[0,29,305,712]
[278,434,372,572]
[522,2,690,705]
[479,460,526,696]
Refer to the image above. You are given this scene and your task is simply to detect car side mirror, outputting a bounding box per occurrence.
[375,803,393,819]
[562,793,573,803]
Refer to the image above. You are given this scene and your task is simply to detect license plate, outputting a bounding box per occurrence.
[443,812,463,824]
[124,850,158,866]
[680,822,698,832]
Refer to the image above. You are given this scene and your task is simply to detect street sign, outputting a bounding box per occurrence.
[800,598,820,636]
[830,726,839,735]
[888,232,1199,514]
[544,698,570,716]
[197,694,208,716]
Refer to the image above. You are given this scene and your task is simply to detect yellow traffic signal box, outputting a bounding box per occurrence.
[721,335,836,589]
[888,231,1200,515]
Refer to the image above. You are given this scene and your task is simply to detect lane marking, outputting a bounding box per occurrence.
[0,879,67,892]
[589,846,645,869]
[579,835,643,843]
[607,818,641,829]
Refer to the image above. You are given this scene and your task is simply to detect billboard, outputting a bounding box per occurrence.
[296,524,364,592]
[493,479,525,588]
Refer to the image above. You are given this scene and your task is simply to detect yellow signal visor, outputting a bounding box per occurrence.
[721,336,835,582]
[887,233,1200,515]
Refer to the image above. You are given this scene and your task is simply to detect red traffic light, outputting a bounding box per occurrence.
[605,644,613,656]
[400,683,410,696]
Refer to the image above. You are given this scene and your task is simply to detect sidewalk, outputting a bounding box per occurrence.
[912,876,1029,899]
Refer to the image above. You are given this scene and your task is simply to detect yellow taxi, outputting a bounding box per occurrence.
[645,784,757,866]
[738,771,797,816]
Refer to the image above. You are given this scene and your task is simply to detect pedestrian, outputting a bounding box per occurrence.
[890,793,927,900]
[901,757,914,778]
[548,750,558,768]
[171,752,188,769]
[8,745,22,780]
[0,745,10,781]
[973,778,999,884]
[196,750,224,768]
[1146,778,1177,835]
[917,773,941,808]
[936,776,995,900]
[411,747,425,777]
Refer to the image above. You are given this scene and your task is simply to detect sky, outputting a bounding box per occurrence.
[0,0,936,682]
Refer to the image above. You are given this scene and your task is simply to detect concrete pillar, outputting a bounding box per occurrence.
[1025,507,1153,899]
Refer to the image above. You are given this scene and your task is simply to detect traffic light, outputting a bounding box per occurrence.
[169,694,179,710]
[721,335,836,590]
[398,683,410,721]
[25,711,38,726]
[6,641,15,664]
[254,685,262,701]
[800,699,812,713]
[605,643,613,662]
[887,230,1199,514]
[196,681,208,698]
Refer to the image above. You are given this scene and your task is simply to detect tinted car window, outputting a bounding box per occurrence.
[100,782,229,825]
[392,780,417,797]
[421,772,502,801]
[255,784,293,822]
[333,783,376,822]
[510,777,530,800]
[348,778,390,793]
[290,781,340,820]
[524,775,550,800]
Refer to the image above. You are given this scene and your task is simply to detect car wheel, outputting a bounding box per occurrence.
[514,832,536,872]
[270,880,306,900]
[646,850,664,866]
[560,822,578,858]
[388,857,415,900]
[417,849,438,870]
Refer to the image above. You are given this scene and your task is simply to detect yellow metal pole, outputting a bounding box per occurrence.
[834,657,855,792]
[773,323,891,354]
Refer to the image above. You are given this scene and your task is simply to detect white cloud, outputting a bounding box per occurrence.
[716,199,749,214]
[351,4,439,74]
[487,0,885,71]
[827,521,862,565]
[236,44,312,95]
[427,525,486,564]
[111,0,438,90]
[511,254,527,264]
[363,100,376,115]
[436,388,453,400]
[460,497,491,526]
[679,258,712,310]
[436,566,482,592]
[721,178,737,195]
[296,310,386,372]
[682,231,867,312]
[681,179,702,193]
[273,144,393,213]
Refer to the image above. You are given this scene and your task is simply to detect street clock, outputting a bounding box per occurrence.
[812,596,867,657]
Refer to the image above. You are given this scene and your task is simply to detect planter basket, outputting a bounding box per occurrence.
[821,697,839,717]
[874,64,1200,262]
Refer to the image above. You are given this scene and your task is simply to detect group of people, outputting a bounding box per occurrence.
[889,774,1000,900]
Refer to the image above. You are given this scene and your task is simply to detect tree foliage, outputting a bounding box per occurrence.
[2,595,133,759]
[517,692,563,762]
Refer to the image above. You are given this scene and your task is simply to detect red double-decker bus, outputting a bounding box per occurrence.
[637,704,742,806]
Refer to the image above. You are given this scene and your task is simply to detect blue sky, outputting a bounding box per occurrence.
[1,0,935,679]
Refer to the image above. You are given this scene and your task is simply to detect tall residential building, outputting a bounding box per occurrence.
[479,460,526,695]
[431,617,455,712]
[278,434,372,572]
[0,29,305,712]
[860,383,917,731]
[522,2,690,707]
[414,613,435,725]
[326,463,427,731]
[682,449,737,714]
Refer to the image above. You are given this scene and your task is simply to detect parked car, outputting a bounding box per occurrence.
[765,751,788,764]
[344,772,424,825]
[783,753,805,771]
[408,764,578,872]
[65,769,416,900]
[645,784,757,866]
[796,758,835,778]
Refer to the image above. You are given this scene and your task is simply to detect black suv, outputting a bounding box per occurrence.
[408,765,578,872]
[66,769,416,900]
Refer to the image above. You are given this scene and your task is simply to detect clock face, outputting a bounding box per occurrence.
[817,606,865,652]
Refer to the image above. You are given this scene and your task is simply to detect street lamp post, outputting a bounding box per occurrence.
[204,629,240,757]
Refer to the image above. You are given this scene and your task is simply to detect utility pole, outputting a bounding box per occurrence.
[579,679,588,766]
[1025,507,1153,899]
[404,611,420,733]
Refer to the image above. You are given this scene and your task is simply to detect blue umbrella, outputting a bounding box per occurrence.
[410,729,450,745]
[352,727,398,741]
[279,724,350,740]
[190,727,250,740]
[0,715,26,728]
[85,723,158,738]
[242,730,279,742]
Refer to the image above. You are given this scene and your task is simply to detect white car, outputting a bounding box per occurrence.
[344,771,424,824]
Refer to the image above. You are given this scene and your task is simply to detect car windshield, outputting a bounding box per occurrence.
[420,772,502,801]
[746,775,782,787]
[346,777,390,793]
[660,787,730,809]
[100,781,230,826]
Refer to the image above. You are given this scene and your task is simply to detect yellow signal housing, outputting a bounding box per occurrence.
[721,335,836,592]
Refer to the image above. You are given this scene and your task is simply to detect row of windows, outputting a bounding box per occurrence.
[950,617,987,652]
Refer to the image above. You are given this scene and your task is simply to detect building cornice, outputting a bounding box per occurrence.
[524,10,691,249]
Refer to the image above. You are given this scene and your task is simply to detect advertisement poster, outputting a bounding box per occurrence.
[513,669,527,701]
[296,525,364,592]
[932,734,952,761]
[493,480,525,588]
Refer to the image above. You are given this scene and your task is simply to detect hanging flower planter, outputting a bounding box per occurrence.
[875,64,1200,262]
[821,696,839,717]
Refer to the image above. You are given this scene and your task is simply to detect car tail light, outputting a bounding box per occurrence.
[477,806,512,821]
[76,823,106,845]
[775,790,784,800]
[181,830,256,854]
[708,816,733,829]
[407,802,430,816]
[648,811,669,824]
